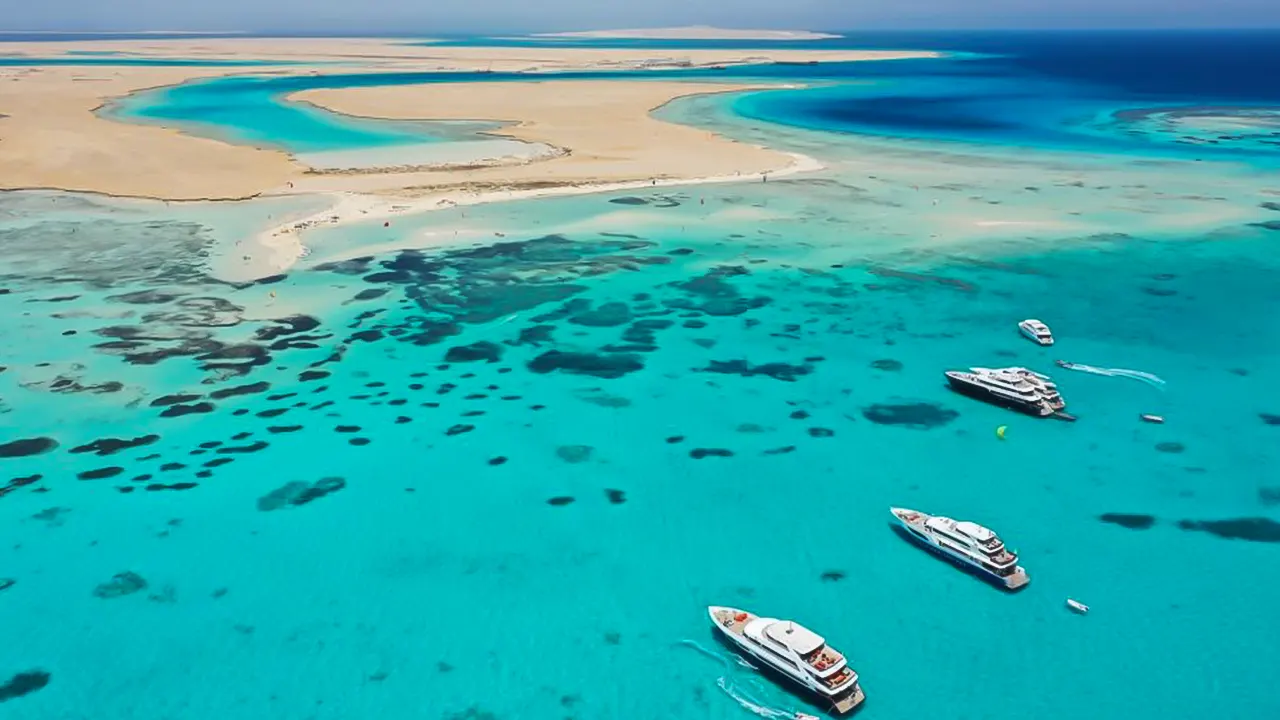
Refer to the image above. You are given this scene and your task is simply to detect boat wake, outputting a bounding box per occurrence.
[1058,362,1165,388]
[678,640,803,720]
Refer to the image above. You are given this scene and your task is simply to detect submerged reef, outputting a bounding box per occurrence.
[257,477,347,511]
[861,402,959,429]
[0,670,51,703]
[93,571,148,599]
[1099,513,1157,530]
[1177,517,1280,543]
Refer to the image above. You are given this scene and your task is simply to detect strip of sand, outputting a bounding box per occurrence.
[1,41,932,201]
[289,80,804,193]
[232,151,825,283]
[533,26,842,41]
[0,65,302,199]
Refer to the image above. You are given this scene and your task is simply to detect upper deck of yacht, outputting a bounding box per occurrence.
[926,516,1005,552]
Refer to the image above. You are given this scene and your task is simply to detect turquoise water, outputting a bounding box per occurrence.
[3,31,1280,720]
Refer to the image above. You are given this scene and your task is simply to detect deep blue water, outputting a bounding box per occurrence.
[727,31,1280,159]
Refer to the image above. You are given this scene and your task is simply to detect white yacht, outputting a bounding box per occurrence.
[1006,367,1066,412]
[708,607,865,715]
[1018,319,1054,346]
[945,366,1066,417]
[890,508,1030,590]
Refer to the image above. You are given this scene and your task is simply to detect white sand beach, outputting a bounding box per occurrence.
[0,40,930,201]
[532,26,842,40]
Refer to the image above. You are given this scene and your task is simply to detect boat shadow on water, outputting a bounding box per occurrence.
[708,628,865,718]
[889,524,1030,593]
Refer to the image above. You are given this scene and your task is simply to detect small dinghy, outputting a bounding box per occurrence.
[1066,598,1090,615]
[1140,414,1164,424]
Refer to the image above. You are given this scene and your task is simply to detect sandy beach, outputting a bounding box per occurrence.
[532,25,842,40]
[0,36,935,278]
[0,39,931,202]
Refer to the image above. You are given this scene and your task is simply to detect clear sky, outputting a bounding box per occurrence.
[7,0,1280,33]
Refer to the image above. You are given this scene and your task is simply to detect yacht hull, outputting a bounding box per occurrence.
[708,608,864,715]
[946,375,1052,417]
[1019,329,1054,346]
[891,521,1030,591]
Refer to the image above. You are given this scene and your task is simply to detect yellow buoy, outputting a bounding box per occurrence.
[996,425,1007,440]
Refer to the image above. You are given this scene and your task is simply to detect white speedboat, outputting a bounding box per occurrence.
[1018,319,1054,346]
[1066,598,1090,614]
[708,607,865,715]
[890,508,1030,590]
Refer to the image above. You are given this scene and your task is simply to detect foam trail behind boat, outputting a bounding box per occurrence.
[1060,363,1165,388]
[678,640,799,720]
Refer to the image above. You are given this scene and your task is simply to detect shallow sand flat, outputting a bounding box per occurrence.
[0,65,304,199]
[532,25,842,40]
[292,80,799,193]
[0,42,930,201]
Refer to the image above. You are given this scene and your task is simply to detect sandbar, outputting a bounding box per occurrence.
[532,26,842,41]
[1,40,932,201]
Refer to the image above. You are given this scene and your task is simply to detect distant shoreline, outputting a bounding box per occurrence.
[532,26,841,41]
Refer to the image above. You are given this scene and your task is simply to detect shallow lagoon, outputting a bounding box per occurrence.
[2,31,1280,720]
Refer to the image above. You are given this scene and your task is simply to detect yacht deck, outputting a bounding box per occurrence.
[834,686,867,714]
[1004,569,1032,590]
[712,608,751,636]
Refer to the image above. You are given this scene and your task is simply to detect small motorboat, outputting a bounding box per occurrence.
[1066,598,1090,615]
[1140,414,1165,424]
[796,714,821,720]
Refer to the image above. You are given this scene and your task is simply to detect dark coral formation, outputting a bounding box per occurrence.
[527,351,644,379]
[70,435,158,457]
[820,571,846,582]
[209,381,270,400]
[690,448,734,459]
[93,571,148,598]
[702,359,814,382]
[0,670,51,703]
[605,489,627,505]
[546,496,575,506]
[870,359,904,371]
[445,341,503,363]
[1177,517,1280,543]
[1155,442,1185,454]
[257,477,346,511]
[77,467,124,481]
[1099,513,1157,530]
[159,402,214,418]
[0,437,58,458]
[861,402,959,429]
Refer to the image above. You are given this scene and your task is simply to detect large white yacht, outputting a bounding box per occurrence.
[945,366,1066,417]
[1018,319,1054,346]
[890,508,1030,590]
[708,607,865,715]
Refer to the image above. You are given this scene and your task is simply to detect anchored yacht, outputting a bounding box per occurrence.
[1018,319,1054,346]
[945,366,1066,417]
[708,607,866,715]
[890,508,1030,590]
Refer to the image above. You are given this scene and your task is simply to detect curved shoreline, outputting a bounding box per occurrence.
[230,150,825,282]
